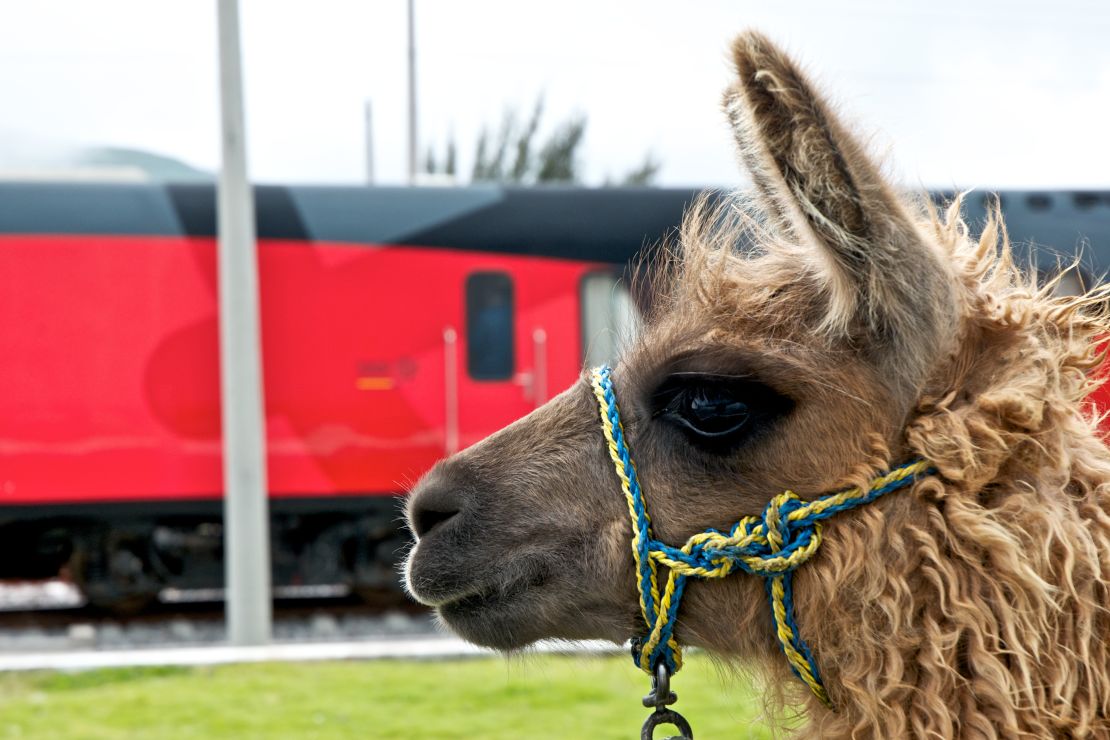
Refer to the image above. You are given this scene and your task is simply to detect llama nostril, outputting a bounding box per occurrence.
[408,465,469,539]
[413,506,460,538]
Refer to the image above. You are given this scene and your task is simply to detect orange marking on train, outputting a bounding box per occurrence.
[356,377,394,391]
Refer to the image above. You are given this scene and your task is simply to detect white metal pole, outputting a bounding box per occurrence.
[406,0,417,185]
[365,99,375,185]
[216,0,272,646]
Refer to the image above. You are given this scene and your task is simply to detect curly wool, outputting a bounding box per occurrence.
[681,195,1110,738]
[632,31,1108,736]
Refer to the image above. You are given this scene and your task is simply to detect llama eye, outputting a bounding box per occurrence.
[665,386,750,436]
[651,373,792,449]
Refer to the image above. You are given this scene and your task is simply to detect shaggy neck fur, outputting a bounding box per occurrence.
[677,199,1110,738]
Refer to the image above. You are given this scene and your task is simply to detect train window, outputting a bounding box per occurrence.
[981,193,1006,210]
[466,272,515,380]
[1074,193,1103,210]
[1026,193,1052,211]
[581,271,641,367]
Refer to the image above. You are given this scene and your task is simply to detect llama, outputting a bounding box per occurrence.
[404,30,1110,738]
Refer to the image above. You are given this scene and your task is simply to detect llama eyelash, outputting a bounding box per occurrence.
[650,373,793,451]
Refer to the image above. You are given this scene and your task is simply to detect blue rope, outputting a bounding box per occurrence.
[590,364,934,708]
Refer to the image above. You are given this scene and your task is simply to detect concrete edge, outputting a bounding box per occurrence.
[0,637,624,673]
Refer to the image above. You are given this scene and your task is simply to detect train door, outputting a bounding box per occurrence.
[446,270,538,452]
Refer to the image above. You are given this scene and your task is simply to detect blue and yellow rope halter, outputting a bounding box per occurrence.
[589,365,933,709]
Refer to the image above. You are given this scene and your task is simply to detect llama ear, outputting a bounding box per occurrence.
[723,31,955,390]
[723,30,912,271]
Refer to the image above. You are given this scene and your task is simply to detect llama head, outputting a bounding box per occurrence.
[404,29,963,653]
[404,28,1110,736]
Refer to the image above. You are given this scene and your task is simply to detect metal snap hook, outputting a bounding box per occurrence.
[640,663,693,739]
[641,707,694,740]
[642,662,678,709]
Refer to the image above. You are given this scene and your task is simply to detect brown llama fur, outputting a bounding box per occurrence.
[405,30,1110,738]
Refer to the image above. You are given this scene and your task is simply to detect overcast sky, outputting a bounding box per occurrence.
[1,0,1107,189]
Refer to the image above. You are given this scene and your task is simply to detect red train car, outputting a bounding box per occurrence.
[0,183,685,609]
[0,184,1106,610]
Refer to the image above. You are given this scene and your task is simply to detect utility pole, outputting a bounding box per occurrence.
[365,99,375,185]
[406,0,417,185]
[216,0,272,646]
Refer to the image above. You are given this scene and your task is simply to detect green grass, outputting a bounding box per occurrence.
[0,653,773,738]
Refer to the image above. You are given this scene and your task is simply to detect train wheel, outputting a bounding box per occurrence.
[348,526,409,603]
[70,535,162,615]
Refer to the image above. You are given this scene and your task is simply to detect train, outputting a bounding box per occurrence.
[1,183,1107,611]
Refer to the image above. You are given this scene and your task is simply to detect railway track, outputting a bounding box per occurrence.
[0,580,432,653]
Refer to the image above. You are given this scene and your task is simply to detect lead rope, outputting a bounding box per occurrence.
[589,365,933,738]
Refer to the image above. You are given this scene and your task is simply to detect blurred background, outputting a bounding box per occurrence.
[2,0,1108,187]
[0,2,1107,737]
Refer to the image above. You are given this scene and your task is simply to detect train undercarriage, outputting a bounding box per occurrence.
[0,497,408,613]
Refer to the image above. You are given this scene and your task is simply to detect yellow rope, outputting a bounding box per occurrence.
[589,365,931,709]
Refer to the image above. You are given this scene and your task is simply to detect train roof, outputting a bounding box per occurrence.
[0,182,1107,273]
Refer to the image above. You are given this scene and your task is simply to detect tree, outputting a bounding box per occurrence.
[444,138,457,178]
[534,114,585,183]
[424,97,659,186]
[619,153,662,186]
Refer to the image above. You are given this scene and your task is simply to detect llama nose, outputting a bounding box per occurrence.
[408,477,465,539]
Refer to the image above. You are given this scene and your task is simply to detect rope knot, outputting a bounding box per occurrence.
[764,490,801,552]
[742,491,822,576]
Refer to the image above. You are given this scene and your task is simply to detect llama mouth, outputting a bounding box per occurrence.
[407,536,634,649]
[437,570,546,614]
[405,541,544,610]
